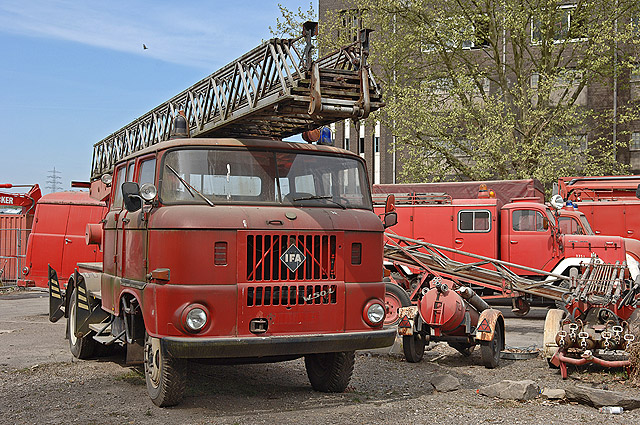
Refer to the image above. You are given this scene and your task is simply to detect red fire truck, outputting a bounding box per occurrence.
[373,183,640,284]
[19,191,106,288]
[559,175,640,241]
[48,23,397,407]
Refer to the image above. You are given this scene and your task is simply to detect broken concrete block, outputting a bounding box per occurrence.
[541,388,566,400]
[479,380,539,401]
[430,374,461,392]
[565,385,640,410]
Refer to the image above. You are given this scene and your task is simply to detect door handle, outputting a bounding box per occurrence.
[65,238,72,244]
[122,218,130,224]
[454,239,463,243]
[510,240,518,244]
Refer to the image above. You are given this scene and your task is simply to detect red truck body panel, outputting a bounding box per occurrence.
[20,191,106,288]
[559,176,640,241]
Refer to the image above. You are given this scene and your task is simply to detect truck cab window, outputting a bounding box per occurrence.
[111,166,127,209]
[138,158,156,185]
[559,216,583,235]
[513,209,545,232]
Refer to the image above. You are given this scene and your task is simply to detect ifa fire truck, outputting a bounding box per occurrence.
[558,175,640,241]
[48,23,397,407]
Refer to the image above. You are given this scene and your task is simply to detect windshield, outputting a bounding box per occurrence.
[160,148,372,209]
[579,214,595,235]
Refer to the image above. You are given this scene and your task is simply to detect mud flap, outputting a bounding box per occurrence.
[73,270,109,339]
[397,306,418,336]
[48,265,65,323]
[475,309,503,343]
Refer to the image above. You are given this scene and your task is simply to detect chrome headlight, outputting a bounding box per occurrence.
[185,307,207,332]
[365,302,385,326]
[140,183,158,202]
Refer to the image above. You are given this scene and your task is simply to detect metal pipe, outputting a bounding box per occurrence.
[458,286,490,312]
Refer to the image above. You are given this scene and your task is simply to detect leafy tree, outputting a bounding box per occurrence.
[317,0,640,185]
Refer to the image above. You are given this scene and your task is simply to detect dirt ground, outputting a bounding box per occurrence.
[1,289,639,424]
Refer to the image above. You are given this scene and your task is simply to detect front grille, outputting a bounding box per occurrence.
[246,284,338,306]
[245,233,337,282]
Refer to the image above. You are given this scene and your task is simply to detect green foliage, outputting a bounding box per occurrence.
[269,2,317,39]
[278,0,640,186]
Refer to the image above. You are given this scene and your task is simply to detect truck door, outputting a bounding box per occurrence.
[121,156,156,282]
[453,207,498,263]
[507,208,554,274]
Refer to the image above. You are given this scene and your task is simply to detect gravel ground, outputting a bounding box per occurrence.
[1,289,639,424]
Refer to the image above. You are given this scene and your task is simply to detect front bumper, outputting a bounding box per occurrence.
[160,328,396,359]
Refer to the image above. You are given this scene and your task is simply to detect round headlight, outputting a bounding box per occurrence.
[366,302,385,325]
[101,173,113,186]
[140,183,158,202]
[550,194,564,210]
[22,266,30,276]
[185,307,207,332]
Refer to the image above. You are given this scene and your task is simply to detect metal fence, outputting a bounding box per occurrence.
[0,222,30,287]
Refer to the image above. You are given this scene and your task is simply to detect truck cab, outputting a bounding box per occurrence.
[54,136,396,407]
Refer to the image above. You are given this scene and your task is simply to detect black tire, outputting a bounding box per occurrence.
[144,333,187,407]
[403,333,426,363]
[304,351,355,393]
[68,288,95,359]
[384,283,411,327]
[480,321,503,369]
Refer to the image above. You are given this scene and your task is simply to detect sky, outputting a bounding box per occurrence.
[0,0,314,194]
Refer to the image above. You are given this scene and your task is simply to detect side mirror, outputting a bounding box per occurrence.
[384,211,397,228]
[385,194,396,214]
[122,182,142,212]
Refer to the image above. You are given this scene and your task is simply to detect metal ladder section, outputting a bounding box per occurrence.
[384,233,574,302]
[91,22,383,180]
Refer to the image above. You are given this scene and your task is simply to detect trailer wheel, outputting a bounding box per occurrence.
[304,351,355,392]
[384,283,411,326]
[68,288,95,359]
[144,333,186,407]
[403,333,426,363]
[543,309,565,368]
[480,321,502,369]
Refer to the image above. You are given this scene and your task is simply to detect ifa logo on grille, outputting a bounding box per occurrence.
[280,244,306,272]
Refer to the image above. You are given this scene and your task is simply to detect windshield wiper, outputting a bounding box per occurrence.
[292,195,346,210]
[165,164,215,207]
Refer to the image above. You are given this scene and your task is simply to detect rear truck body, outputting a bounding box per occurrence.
[50,137,396,406]
[559,175,640,241]
[19,191,106,288]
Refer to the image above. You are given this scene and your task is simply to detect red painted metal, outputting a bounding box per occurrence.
[553,349,631,379]
[559,175,640,242]
[374,186,636,278]
[19,191,106,288]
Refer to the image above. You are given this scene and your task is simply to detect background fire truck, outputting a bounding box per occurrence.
[48,22,398,407]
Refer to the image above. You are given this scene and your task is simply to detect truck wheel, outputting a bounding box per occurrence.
[384,283,411,326]
[304,351,355,392]
[144,333,186,407]
[480,321,502,369]
[68,288,95,359]
[543,309,565,368]
[402,333,426,363]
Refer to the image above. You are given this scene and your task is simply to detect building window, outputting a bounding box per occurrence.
[631,132,640,151]
[631,64,640,83]
[374,137,380,153]
[549,134,587,152]
[359,137,365,154]
[344,120,350,150]
[532,4,586,44]
[339,9,361,42]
